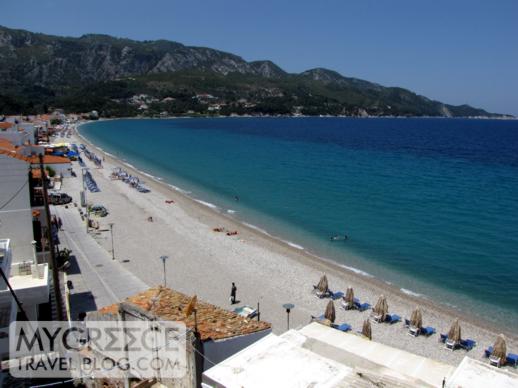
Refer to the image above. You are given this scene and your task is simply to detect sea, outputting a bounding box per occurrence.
[81,117,518,330]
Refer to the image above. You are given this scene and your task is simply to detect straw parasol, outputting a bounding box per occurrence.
[448,318,462,343]
[373,294,388,321]
[491,334,507,363]
[316,274,329,293]
[324,300,336,323]
[362,319,372,340]
[410,307,423,329]
[344,287,355,309]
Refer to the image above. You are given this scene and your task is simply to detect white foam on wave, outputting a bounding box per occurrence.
[283,240,304,250]
[123,161,136,170]
[340,264,374,278]
[167,184,191,194]
[243,222,271,236]
[194,199,218,209]
[227,209,237,214]
[105,152,115,158]
[400,288,423,298]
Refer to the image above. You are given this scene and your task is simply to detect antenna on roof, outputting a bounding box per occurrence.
[185,295,198,334]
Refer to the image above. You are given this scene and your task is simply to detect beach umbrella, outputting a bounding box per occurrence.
[316,274,329,293]
[410,307,423,329]
[324,300,336,323]
[344,287,355,309]
[373,294,388,321]
[362,319,372,340]
[448,319,462,343]
[491,334,507,363]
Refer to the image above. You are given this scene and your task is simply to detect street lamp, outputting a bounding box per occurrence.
[282,303,295,331]
[81,167,90,233]
[159,255,169,287]
[109,223,115,260]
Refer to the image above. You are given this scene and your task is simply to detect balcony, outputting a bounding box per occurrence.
[0,262,49,312]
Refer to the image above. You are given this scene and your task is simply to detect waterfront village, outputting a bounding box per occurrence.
[0,111,517,388]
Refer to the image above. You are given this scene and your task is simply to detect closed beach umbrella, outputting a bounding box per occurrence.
[324,300,336,323]
[317,274,329,293]
[448,319,462,343]
[345,287,355,308]
[362,319,372,340]
[491,334,507,363]
[410,307,423,328]
[373,295,388,321]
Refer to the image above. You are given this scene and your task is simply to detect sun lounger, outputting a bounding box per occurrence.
[420,326,436,336]
[484,346,493,358]
[386,314,401,324]
[506,353,518,367]
[340,300,354,310]
[330,291,344,300]
[460,339,476,351]
[408,326,420,337]
[356,302,371,311]
[404,318,411,328]
[440,333,448,343]
[372,313,384,323]
[332,323,351,332]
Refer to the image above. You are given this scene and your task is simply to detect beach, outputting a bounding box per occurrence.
[66,124,517,369]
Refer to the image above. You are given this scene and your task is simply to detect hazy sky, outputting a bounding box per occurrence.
[1,0,517,115]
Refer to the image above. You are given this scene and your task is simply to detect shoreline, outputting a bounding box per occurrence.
[77,121,517,340]
[75,120,518,366]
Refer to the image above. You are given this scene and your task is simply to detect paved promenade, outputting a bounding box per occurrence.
[53,202,148,320]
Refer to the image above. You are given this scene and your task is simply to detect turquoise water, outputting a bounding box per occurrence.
[81,118,518,330]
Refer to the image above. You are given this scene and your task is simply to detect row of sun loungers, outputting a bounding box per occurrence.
[111,168,151,193]
[311,275,517,365]
[84,171,100,192]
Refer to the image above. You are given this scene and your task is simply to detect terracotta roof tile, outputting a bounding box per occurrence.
[0,139,17,152]
[0,149,31,163]
[29,155,71,164]
[98,287,271,341]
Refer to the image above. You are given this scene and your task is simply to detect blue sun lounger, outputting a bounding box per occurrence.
[507,353,518,367]
[460,339,476,351]
[356,302,371,311]
[330,291,344,300]
[385,314,401,324]
[420,326,436,336]
[332,323,352,332]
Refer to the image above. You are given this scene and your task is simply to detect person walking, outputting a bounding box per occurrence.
[230,282,237,305]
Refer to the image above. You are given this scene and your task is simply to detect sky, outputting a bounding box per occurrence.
[1,0,517,115]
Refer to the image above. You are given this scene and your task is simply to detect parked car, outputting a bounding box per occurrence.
[89,205,108,217]
[49,192,72,205]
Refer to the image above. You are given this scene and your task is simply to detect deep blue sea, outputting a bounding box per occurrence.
[81,118,518,329]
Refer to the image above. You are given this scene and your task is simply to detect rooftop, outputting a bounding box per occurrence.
[203,322,457,388]
[30,154,71,164]
[98,287,271,341]
[446,356,518,388]
[0,122,14,130]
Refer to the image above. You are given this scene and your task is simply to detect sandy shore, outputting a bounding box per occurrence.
[64,125,517,369]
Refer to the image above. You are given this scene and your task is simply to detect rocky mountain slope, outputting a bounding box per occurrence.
[0,25,507,118]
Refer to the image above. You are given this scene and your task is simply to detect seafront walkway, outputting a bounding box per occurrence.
[53,202,148,320]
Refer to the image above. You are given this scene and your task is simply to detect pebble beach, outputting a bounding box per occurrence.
[65,126,518,369]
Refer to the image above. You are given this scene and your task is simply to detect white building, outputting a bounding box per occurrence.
[203,322,457,387]
[0,151,51,360]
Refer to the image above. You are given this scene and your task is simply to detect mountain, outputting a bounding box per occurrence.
[0,25,509,118]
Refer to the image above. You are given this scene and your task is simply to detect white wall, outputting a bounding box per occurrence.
[0,154,34,263]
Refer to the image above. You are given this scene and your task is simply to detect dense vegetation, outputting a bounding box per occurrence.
[0,25,507,118]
